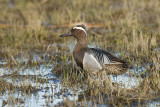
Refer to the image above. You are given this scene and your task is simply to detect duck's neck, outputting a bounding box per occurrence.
[77,37,88,44]
[73,39,88,53]
[73,41,88,69]
[74,42,88,51]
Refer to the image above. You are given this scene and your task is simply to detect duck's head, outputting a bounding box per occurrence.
[59,26,87,43]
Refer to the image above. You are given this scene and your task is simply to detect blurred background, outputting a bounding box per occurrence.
[0,0,159,53]
[0,0,160,107]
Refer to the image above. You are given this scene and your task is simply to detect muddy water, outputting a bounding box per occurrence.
[0,51,159,106]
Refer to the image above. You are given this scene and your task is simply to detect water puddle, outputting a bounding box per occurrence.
[0,64,79,106]
[0,52,159,106]
[149,99,160,107]
[112,74,142,89]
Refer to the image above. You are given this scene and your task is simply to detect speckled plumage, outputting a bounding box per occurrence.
[59,26,129,75]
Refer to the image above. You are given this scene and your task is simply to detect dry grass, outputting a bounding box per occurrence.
[0,0,160,106]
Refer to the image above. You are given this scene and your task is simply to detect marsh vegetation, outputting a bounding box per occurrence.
[0,0,160,106]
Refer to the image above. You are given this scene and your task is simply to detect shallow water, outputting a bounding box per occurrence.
[0,53,159,106]
[0,60,79,106]
[112,74,142,89]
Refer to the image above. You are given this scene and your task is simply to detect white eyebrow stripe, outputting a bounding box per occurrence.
[73,27,87,35]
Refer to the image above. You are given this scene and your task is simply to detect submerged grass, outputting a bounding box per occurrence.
[0,0,160,106]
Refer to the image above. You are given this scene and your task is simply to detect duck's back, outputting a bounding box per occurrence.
[83,48,129,74]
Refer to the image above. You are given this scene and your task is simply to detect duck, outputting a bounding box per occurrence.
[59,26,129,75]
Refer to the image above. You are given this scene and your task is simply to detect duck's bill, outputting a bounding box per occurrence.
[59,31,72,37]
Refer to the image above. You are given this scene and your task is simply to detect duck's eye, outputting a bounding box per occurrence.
[71,28,75,32]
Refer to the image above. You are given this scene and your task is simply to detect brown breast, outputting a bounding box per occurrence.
[73,43,88,69]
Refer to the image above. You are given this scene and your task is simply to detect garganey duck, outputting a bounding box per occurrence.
[59,26,129,75]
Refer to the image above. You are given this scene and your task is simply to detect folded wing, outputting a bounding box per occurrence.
[90,48,128,66]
